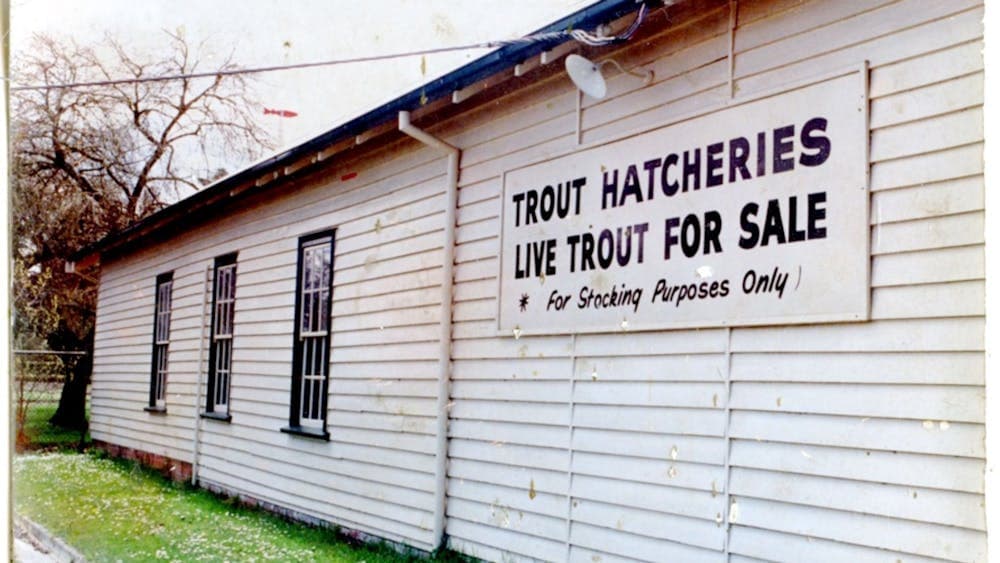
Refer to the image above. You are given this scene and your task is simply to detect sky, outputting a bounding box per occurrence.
[9,0,592,155]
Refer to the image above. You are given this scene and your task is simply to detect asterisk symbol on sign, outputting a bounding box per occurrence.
[519,293,529,312]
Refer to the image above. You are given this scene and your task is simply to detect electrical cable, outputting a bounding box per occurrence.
[9,5,649,92]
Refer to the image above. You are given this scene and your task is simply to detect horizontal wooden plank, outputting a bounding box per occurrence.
[452,336,574,360]
[450,457,567,496]
[450,399,569,426]
[869,39,983,98]
[732,351,984,385]
[730,318,984,352]
[870,71,982,129]
[572,428,726,466]
[574,450,722,493]
[449,438,567,472]
[730,439,984,494]
[447,497,566,545]
[730,525,942,563]
[736,0,979,79]
[871,143,982,192]
[736,5,983,97]
[730,411,984,458]
[871,175,982,223]
[574,404,726,437]
[574,354,726,382]
[452,357,571,381]
[571,473,724,525]
[579,380,725,411]
[872,211,984,255]
[731,466,984,529]
[570,521,720,563]
[871,280,984,320]
[452,380,569,403]
[872,244,983,287]
[735,0,892,52]
[447,518,564,562]
[572,497,723,551]
[732,496,985,561]
[449,419,568,449]
[575,330,728,356]
[871,108,983,163]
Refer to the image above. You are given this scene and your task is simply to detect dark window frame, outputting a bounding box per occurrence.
[204,252,238,421]
[146,271,173,412]
[282,230,335,440]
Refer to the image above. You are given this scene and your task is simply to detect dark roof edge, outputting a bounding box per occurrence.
[71,0,641,263]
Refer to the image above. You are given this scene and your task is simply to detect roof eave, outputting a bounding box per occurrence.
[71,0,644,264]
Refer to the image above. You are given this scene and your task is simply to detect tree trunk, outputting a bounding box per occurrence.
[49,354,91,430]
[49,327,93,431]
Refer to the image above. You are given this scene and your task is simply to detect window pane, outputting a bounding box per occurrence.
[293,235,333,428]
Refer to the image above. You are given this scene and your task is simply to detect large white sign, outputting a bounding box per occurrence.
[498,70,868,334]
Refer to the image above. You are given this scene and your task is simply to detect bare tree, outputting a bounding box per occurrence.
[11,31,273,431]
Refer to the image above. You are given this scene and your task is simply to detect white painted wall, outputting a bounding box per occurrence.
[90,0,987,560]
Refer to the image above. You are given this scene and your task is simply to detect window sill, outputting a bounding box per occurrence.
[280,425,329,441]
[144,406,167,415]
[200,411,232,422]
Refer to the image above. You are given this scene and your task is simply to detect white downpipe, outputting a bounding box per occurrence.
[191,263,212,485]
[398,110,459,551]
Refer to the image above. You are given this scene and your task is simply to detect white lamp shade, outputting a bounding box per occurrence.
[565,54,607,99]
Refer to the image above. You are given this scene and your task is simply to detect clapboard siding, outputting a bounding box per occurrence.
[439,0,985,559]
[91,136,453,549]
[88,0,984,559]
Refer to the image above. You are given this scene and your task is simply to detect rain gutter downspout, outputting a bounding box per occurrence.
[398,110,459,552]
[191,263,211,485]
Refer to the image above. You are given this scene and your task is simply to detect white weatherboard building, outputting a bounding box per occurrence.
[75,0,989,560]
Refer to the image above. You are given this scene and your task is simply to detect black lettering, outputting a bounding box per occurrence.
[681,215,700,258]
[706,142,724,187]
[581,233,596,271]
[566,234,580,272]
[788,195,806,242]
[597,229,614,269]
[773,125,795,173]
[540,185,554,221]
[664,217,680,260]
[526,190,539,224]
[729,137,751,183]
[602,169,619,210]
[512,192,525,227]
[808,191,827,239]
[633,222,649,264]
[572,177,586,215]
[662,153,679,196]
[616,227,631,267]
[756,132,767,177]
[620,164,643,205]
[799,117,831,167]
[761,199,787,246]
[682,149,701,192]
[704,210,722,255]
[739,203,760,249]
[643,158,662,200]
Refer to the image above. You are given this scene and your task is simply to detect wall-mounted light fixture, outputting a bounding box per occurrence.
[565,54,654,99]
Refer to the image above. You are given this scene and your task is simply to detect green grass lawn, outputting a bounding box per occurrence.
[17,402,89,450]
[14,452,467,562]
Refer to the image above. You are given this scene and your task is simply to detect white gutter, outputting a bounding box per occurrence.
[191,263,212,485]
[398,110,459,551]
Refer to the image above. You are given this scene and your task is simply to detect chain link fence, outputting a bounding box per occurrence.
[13,350,87,449]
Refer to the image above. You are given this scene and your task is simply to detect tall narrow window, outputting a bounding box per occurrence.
[284,231,334,438]
[206,253,237,418]
[148,272,173,410]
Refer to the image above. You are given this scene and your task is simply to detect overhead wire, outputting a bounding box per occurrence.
[8,4,650,92]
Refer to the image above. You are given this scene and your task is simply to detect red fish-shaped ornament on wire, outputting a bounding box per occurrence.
[263,107,298,118]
